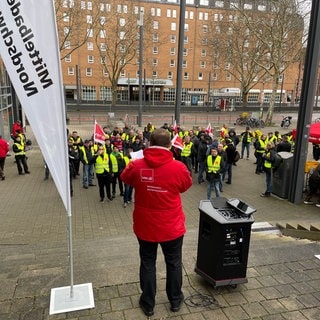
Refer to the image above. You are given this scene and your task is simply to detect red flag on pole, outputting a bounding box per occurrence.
[94,121,106,145]
[171,134,184,150]
[205,123,213,134]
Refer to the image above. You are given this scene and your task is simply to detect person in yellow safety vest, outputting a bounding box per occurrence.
[103,126,111,140]
[146,122,155,133]
[220,124,228,140]
[274,131,282,142]
[178,127,189,139]
[79,139,96,189]
[109,146,126,198]
[260,142,275,197]
[255,134,267,174]
[205,147,224,199]
[266,132,277,146]
[12,135,30,175]
[181,136,193,175]
[124,129,136,151]
[240,126,253,159]
[69,131,82,176]
[90,145,113,202]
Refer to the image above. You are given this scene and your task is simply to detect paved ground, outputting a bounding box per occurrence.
[0,112,320,319]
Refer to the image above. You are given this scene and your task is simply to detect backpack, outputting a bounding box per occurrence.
[271,152,282,170]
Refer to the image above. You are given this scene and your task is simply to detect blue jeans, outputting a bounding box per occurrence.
[198,162,205,183]
[265,168,272,193]
[138,236,184,310]
[222,162,232,183]
[241,143,250,158]
[123,184,133,203]
[207,178,220,199]
[82,164,94,187]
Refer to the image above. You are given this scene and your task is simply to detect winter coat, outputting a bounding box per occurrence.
[0,138,9,158]
[120,146,192,242]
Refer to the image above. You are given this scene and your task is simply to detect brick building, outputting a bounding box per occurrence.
[58,0,303,106]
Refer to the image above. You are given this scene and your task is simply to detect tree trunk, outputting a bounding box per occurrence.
[264,78,279,126]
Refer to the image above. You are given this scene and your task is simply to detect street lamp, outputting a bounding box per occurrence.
[174,0,186,123]
[138,9,143,127]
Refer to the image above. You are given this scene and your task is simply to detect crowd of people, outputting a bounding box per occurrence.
[62,121,298,203]
[2,119,314,204]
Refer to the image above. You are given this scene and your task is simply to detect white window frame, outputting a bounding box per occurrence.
[88,55,94,63]
[65,54,71,62]
[86,67,92,76]
[68,67,74,75]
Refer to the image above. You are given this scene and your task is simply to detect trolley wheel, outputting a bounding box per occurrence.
[236,118,242,125]
[230,284,237,289]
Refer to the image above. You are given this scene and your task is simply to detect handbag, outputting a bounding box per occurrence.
[234,150,240,163]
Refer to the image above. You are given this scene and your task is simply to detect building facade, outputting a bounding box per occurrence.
[58,0,302,106]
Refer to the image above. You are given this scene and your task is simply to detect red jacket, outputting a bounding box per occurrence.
[120,146,192,242]
[0,137,9,158]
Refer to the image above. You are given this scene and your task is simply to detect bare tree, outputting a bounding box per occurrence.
[206,11,268,107]
[94,2,153,106]
[206,0,308,123]
[240,0,308,125]
[55,0,101,60]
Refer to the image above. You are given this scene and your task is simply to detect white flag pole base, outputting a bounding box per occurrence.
[49,283,95,315]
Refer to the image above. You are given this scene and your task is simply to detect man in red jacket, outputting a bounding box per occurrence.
[121,128,192,317]
[0,134,9,180]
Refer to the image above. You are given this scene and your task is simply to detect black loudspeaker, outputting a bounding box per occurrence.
[195,199,254,287]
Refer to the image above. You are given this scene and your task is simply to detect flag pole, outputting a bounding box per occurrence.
[49,1,94,314]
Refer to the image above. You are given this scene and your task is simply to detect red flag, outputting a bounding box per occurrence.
[94,121,106,145]
[206,123,213,134]
[171,134,184,150]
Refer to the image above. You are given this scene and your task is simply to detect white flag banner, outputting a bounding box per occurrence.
[0,1,70,213]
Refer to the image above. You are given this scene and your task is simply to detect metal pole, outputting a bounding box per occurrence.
[174,0,186,124]
[128,73,130,105]
[279,74,284,111]
[288,0,320,203]
[138,9,143,127]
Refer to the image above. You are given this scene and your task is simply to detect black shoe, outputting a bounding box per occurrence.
[25,171,30,174]
[1,176,5,180]
[170,300,183,312]
[120,192,124,196]
[100,198,104,202]
[226,181,231,184]
[139,301,154,317]
[260,192,271,197]
[89,184,96,186]
[83,185,88,189]
[108,197,113,201]
[112,194,116,198]
[255,172,260,175]
[19,172,24,175]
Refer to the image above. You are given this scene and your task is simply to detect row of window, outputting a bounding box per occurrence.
[81,85,208,103]
[67,65,231,82]
[65,52,228,70]
[63,1,268,13]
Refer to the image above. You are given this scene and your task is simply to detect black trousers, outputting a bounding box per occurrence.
[15,155,29,174]
[112,172,123,194]
[96,173,111,200]
[138,235,184,310]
